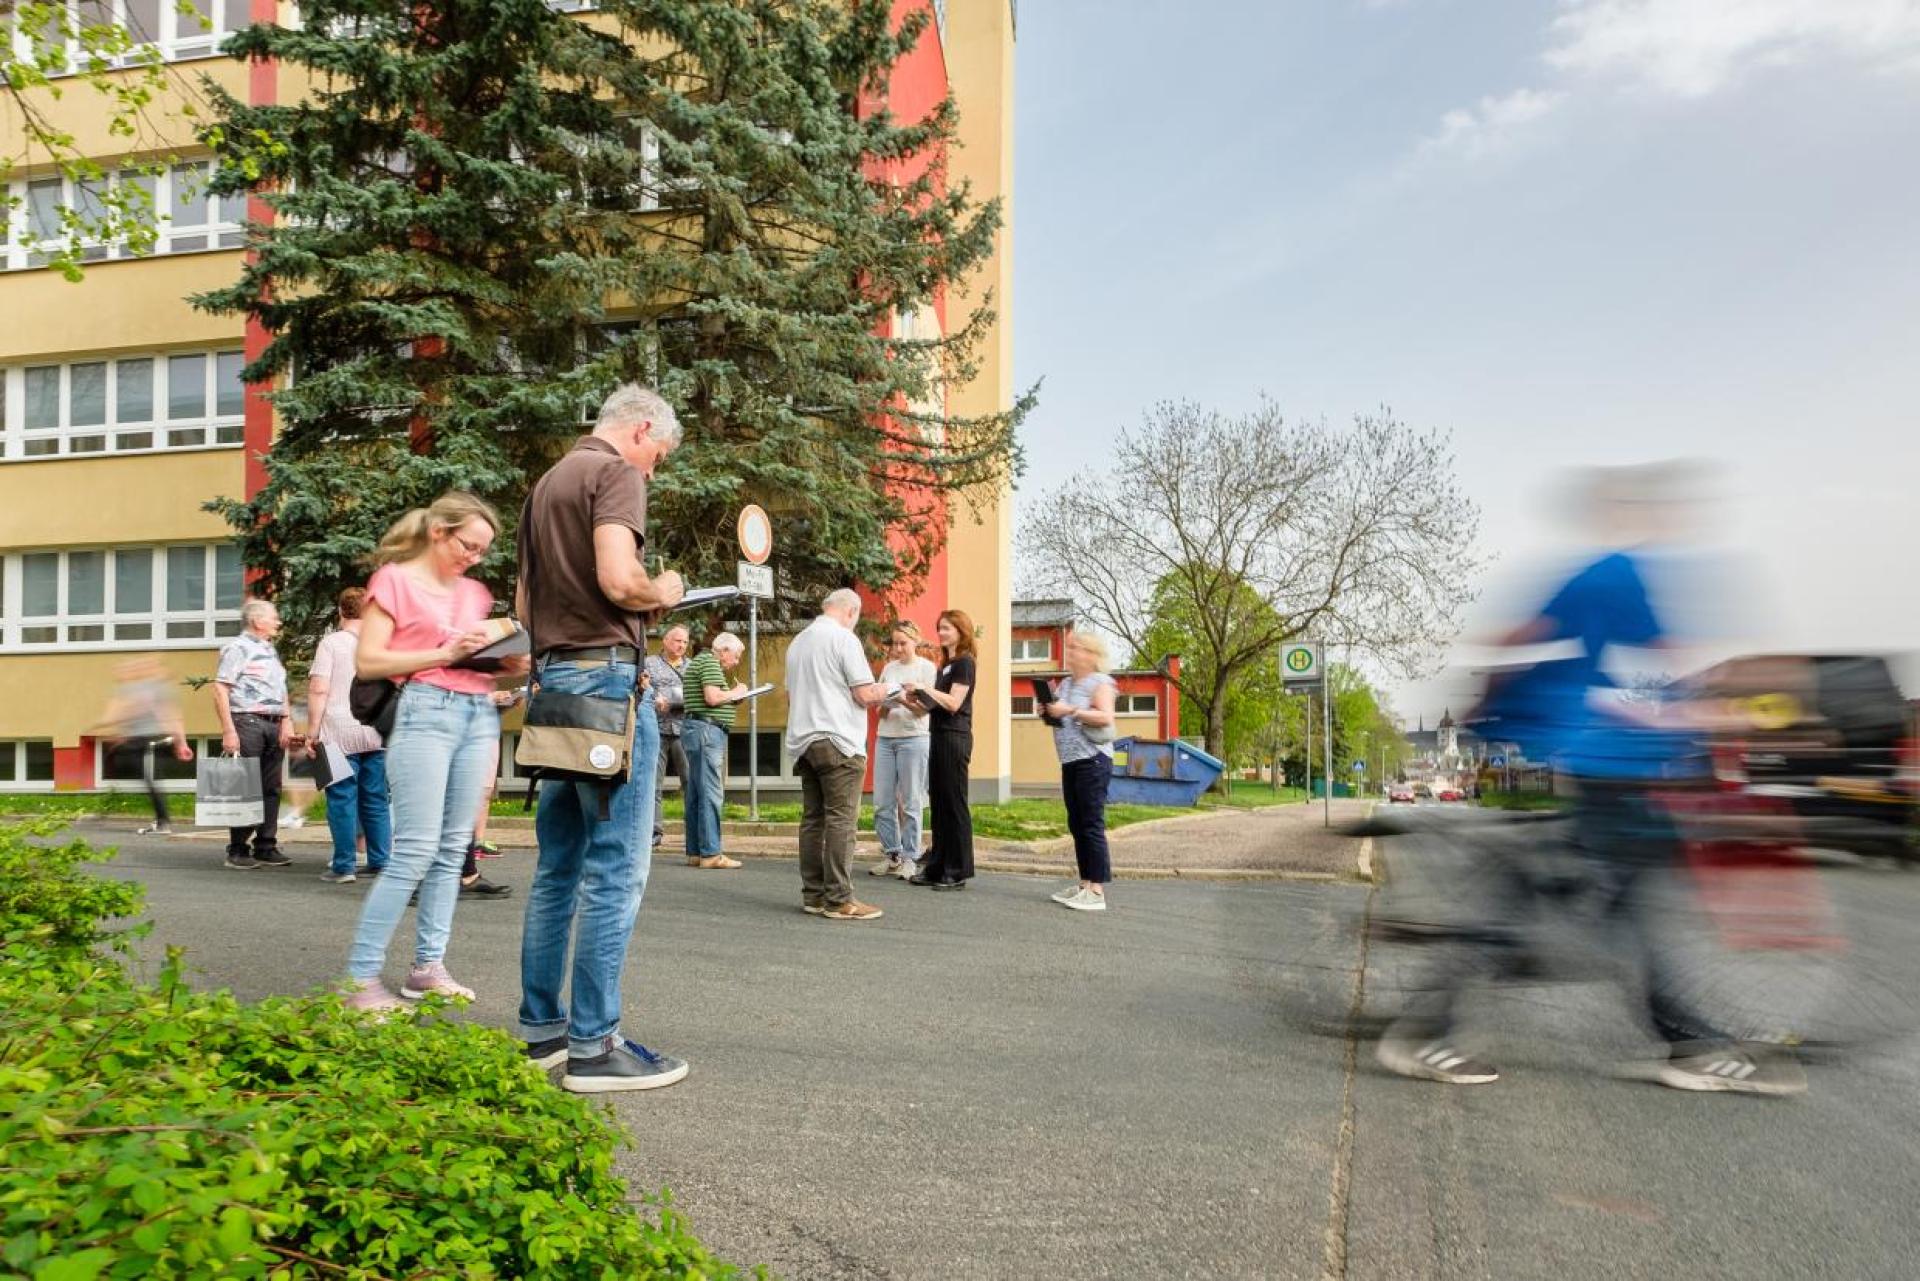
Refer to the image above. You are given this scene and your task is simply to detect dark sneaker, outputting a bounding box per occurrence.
[319,870,358,884]
[562,1038,690,1094]
[225,854,259,870]
[356,864,384,876]
[252,849,292,868]
[1643,1046,1807,1097]
[460,875,512,899]
[525,1035,569,1072]
[1375,1028,1500,1085]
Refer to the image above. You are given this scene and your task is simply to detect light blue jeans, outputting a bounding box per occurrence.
[325,749,391,877]
[345,684,497,980]
[516,661,659,1054]
[680,717,728,858]
[872,734,929,860]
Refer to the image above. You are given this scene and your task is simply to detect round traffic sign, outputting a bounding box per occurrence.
[737,504,773,565]
[1285,648,1314,673]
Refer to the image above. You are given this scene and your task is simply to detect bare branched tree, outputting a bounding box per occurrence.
[1021,400,1482,757]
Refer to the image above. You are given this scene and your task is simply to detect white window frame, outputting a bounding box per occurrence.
[1117,693,1159,716]
[2,161,244,272]
[0,740,57,791]
[94,734,221,792]
[2,349,246,461]
[0,544,244,652]
[1010,636,1052,663]
[7,0,249,76]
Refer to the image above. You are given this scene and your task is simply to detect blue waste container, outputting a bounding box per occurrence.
[1107,737,1228,807]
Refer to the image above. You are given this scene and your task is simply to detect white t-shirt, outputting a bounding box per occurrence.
[876,657,936,738]
[783,616,877,760]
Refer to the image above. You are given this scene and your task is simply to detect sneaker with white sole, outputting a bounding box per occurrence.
[319,869,357,884]
[136,823,174,837]
[400,961,475,1001]
[1061,887,1107,912]
[524,1035,569,1072]
[562,1037,690,1093]
[1375,1026,1500,1084]
[801,902,826,916]
[1640,1045,1807,1097]
[820,899,884,922]
[342,978,406,1016]
[1050,883,1082,903]
[894,859,920,880]
[870,855,903,877]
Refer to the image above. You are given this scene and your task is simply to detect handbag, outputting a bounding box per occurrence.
[348,676,401,740]
[510,494,638,797]
[195,754,265,827]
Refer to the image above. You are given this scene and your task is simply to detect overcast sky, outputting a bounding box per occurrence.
[1007,0,1920,719]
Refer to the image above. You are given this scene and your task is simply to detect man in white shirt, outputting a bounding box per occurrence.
[783,588,894,921]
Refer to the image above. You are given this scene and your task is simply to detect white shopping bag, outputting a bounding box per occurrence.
[196,755,264,827]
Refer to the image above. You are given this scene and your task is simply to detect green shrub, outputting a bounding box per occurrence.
[0,822,738,1279]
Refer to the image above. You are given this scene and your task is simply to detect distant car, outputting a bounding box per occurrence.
[1388,784,1416,804]
[1435,787,1464,802]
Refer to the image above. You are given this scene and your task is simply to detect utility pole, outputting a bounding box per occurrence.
[1321,660,1332,828]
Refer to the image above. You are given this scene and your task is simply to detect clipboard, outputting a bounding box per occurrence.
[451,617,531,671]
[671,586,741,613]
[723,682,775,704]
[1031,678,1065,728]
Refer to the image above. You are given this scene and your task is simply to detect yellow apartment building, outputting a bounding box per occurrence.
[0,0,1020,798]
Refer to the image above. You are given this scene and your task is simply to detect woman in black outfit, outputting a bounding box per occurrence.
[908,609,976,890]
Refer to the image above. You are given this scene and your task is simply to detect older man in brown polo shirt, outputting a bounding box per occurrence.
[515,382,692,1094]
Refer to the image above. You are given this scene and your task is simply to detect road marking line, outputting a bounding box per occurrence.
[1321,878,1377,1281]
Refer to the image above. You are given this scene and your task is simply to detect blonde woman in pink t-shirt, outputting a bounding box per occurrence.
[342,492,528,1013]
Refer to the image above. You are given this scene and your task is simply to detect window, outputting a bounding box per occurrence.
[1010,636,1052,663]
[727,731,785,779]
[3,163,242,270]
[0,740,57,788]
[0,350,246,459]
[1010,695,1035,717]
[0,544,243,650]
[15,0,246,74]
[1117,694,1158,715]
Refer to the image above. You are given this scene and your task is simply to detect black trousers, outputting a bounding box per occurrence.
[1062,756,1112,883]
[922,728,974,882]
[652,731,687,843]
[111,739,171,827]
[226,713,284,859]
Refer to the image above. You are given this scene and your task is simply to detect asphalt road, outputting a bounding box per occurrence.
[83,824,1920,1279]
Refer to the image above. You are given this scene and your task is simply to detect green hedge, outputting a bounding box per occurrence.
[0,820,739,1279]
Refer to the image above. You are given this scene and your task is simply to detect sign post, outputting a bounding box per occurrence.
[1280,642,1325,822]
[736,506,774,820]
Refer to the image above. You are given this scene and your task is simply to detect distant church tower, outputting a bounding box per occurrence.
[1438,708,1458,761]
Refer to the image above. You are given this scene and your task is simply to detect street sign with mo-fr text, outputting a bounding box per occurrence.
[737,561,774,600]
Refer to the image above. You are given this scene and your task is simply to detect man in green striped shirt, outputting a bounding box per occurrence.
[682,632,748,869]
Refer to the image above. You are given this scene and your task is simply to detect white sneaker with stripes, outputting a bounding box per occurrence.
[1375,1026,1500,1085]
[1647,1046,1806,1096]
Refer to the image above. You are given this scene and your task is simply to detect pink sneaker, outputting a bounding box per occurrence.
[342,978,405,1015]
[401,961,475,1001]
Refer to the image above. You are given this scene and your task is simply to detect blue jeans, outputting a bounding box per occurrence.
[680,717,728,858]
[325,749,392,876]
[345,685,497,980]
[516,661,659,1054]
[872,734,929,860]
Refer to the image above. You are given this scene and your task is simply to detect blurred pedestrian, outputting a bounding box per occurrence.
[213,599,293,870]
[785,589,893,920]
[907,609,976,890]
[682,631,746,870]
[463,689,521,880]
[100,657,192,836]
[646,624,691,851]
[308,587,391,884]
[870,621,934,880]
[342,492,527,1013]
[516,383,690,1092]
[1044,631,1118,912]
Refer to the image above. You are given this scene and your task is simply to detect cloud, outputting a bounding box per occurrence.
[1419,87,1567,159]
[1544,0,1920,97]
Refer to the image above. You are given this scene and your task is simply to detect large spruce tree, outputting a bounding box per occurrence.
[196,0,1028,650]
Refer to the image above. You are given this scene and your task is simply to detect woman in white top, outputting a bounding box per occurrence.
[870,622,937,879]
[1043,631,1119,912]
[308,586,390,883]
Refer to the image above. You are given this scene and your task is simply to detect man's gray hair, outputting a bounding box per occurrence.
[711,631,745,656]
[663,622,691,640]
[822,588,862,617]
[241,599,277,628]
[596,383,682,446]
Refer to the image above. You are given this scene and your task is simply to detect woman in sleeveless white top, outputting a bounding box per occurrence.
[1043,631,1119,911]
